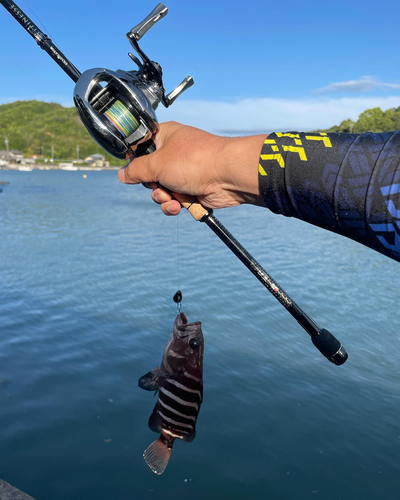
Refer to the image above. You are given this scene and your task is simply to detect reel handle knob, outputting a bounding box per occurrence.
[127,3,168,41]
[166,76,194,107]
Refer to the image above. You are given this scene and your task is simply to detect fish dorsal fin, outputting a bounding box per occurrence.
[148,408,163,433]
[138,368,162,391]
[143,437,173,475]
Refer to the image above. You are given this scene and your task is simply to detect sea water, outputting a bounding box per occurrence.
[0,170,399,500]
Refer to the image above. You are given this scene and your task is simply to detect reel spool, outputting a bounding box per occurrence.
[73,3,194,160]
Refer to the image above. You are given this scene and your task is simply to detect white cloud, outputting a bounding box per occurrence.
[158,96,400,134]
[315,76,400,94]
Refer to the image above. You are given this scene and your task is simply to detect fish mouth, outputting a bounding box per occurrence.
[174,312,202,337]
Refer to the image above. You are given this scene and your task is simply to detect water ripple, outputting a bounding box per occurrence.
[0,170,399,500]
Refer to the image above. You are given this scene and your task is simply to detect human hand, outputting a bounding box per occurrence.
[118,121,266,215]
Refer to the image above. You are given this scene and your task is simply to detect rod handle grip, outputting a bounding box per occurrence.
[170,192,210,221]
[312,328,348,365]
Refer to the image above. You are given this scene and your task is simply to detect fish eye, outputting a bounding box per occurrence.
[189,338,201,349]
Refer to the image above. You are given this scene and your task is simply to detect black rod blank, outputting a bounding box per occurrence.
[203,213,348,365]
[0,0,81,82]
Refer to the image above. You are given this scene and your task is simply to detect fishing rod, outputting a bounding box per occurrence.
[1,0,348,365]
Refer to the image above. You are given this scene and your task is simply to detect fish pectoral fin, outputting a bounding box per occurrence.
[138,368,162,391]
[143,437,172,475]
[181,428,196,443]
[148,409,163,433]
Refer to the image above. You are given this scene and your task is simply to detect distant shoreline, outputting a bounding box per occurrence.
[0,163,120,171]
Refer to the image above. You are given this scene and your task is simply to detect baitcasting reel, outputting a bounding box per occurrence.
[1,1,192,160]
[74,4,194,160]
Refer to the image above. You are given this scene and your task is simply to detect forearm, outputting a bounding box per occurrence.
[258,131,400,262]
[220,134,266,206]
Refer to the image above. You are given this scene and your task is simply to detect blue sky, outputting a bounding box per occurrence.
[1,0,400,133]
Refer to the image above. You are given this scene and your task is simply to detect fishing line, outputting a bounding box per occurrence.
[174,216,182,313]
[176,215,180,293]
[19,0,60,47]
[103,100,140,137]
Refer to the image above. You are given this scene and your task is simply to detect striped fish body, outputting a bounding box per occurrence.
[138,312,204,475]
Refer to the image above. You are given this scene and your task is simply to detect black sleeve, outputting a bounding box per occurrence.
[258,131,400,262]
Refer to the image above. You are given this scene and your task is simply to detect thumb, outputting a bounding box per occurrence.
[118,152,157,185]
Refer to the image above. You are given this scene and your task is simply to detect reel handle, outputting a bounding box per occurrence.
[127,3,168,41]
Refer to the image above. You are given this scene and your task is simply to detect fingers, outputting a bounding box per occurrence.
[118,163,140,184]
[117,123,176,185]
[117,122,185,216]
[151,187,171,203]
[152,188,181,216]
[118,154,155,185]
[160,200,182,216]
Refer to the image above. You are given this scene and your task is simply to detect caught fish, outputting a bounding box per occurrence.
[138,312,204,475]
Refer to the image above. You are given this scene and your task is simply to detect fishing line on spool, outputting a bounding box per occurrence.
[103,101,139,138]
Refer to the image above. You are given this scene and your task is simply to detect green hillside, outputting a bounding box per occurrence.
[0,100,125,165]
[318,106,400,133]
[2,101,400,164]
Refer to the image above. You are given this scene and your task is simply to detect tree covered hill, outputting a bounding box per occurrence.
[1,101,400,162]
[319,106,400,133]
[0,100,124,164]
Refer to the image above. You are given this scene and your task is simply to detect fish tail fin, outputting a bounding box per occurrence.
[143,437,172,475]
